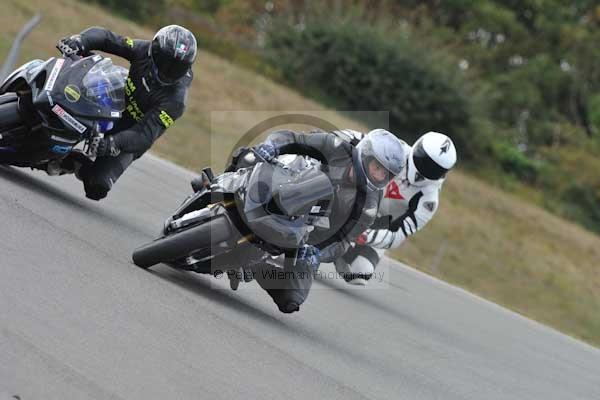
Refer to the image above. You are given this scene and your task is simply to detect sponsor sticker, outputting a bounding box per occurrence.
[110,111,120,118]
[159,110,174,128]
[52,104,87,134]
[46,92,54,106]
[50,135,77,144]
[51,144,71,154]
[384,180,404,200]
[440,138,452,155]
[64,84,80,102]
[175,43,188,59]
[423,201,437,212]
[44,58,64,92]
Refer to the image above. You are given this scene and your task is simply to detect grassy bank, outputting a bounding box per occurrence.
[2,0,599,346]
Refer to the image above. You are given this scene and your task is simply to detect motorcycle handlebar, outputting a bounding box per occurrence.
[55,46,80,62]
[55,47,96,62]
[249,148,287,169]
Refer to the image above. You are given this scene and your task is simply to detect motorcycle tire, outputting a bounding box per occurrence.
[132,215,233,269]
[0,94,23,132]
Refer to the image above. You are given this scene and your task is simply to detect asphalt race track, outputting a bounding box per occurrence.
[0,155,598,400]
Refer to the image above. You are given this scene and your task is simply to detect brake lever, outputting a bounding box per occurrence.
[55,45,79,62]
[56,47,96,62]
[85,132,104,160]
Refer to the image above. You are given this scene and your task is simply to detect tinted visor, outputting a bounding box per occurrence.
[412,140,448,180]
[151,42,190,84]
[153,55,189,83]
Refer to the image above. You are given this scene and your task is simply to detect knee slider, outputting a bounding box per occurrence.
[277,301,300,314]
[349,255,375,276]
[85,184,109,201]
[268,289,303,314]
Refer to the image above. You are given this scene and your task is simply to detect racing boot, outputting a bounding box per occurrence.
[227,267,255,290]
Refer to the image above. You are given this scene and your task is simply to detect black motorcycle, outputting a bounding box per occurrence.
[0,51,126,174]
[132,152,333,275]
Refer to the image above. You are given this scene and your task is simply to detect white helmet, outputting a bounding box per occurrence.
[355,129,406,191]
[407,132,456,186]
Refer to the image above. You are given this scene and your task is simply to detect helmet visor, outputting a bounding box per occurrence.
[150,38,192,84]
[412,140,448,180]
[152,53,190,84]
[363,156,395,189]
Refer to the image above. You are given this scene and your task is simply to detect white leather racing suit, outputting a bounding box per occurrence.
[333,133,444,283]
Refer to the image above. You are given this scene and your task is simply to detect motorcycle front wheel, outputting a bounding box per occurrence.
[132,215,234,269]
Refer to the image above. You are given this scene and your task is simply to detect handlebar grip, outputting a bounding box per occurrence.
[55,44,96,61]
[55,46,79,61]
[249,148,287,169]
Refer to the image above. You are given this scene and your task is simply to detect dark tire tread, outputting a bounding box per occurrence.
[132,216,232,269]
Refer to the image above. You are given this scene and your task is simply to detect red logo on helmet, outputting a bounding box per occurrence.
[384,180,404,199]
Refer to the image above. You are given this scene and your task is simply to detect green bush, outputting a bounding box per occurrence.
[562,182,600,232]
[491,141,541,182]
[87,0,166,23]
[588,93,600,135]
[264,17,477,155]
[539,144,600,233]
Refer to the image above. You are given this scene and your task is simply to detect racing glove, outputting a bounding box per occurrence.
[361,229,406,249]
[297,245,321,271]
[96,135,121,157]
[356,232,368,246]
[390,213,418,236]
[57,35,86,57]
[253,143,279,163]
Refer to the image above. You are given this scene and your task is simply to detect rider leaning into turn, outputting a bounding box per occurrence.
[333,130,458,285]
[227,128,406,313]
[56,25,197,200]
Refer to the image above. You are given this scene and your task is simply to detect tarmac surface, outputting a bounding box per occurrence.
[1,155,598,400]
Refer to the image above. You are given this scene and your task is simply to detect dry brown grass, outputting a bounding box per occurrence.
[392,171,600,345]
[3,0,600,346]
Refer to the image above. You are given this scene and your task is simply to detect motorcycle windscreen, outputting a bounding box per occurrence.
[246,163,274,207]
[275,168,333,217]
[246,214,312,249]
[81,59,127,114]
[49,56,127,122]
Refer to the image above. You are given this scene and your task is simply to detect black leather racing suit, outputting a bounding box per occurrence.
[76,27,192,200]
[247,130,381,312]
